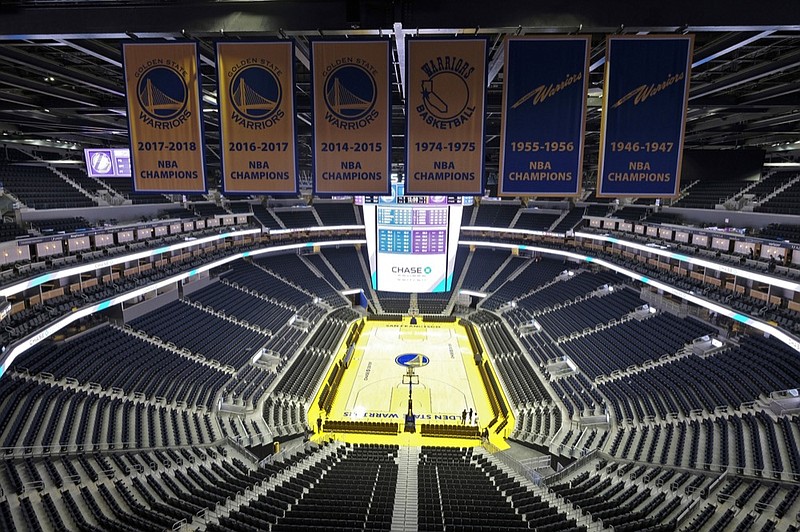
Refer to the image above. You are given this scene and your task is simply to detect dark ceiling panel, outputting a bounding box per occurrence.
[0,1,796,174]
[1,0,800,38]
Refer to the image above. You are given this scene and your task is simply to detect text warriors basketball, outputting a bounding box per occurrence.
[415,56,477,129]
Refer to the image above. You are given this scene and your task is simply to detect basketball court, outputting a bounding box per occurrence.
[307,316,514,449]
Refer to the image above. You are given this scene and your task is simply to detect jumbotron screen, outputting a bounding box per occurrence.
[360,183,466,293]
[84,148,132,178]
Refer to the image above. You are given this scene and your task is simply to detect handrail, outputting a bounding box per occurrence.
[482,441,549,486]
[259,438,319,468]
[541,448,599,486]
[0,436,235,459]
[226,436,259,464]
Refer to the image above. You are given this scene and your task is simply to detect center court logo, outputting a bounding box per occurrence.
[136,65,191,129]
[416,55,476,129]
[229,63,284,129]
[395,353,430,367]
[323,62,378,129]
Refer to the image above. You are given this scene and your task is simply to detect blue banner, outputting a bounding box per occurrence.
[499,37,589,197]
[598,35,693,197]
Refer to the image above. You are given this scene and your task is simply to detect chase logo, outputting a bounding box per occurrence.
[136,65,188,122]
[229,64,284,127]
[395,353,430,368]
[323,62,378,128]
[391,266,432,275]
[416,55,476,128]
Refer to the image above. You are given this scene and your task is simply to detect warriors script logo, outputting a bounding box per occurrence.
[135,63,191,129]
[228,60,284,129]
[416,56,476,129]
[322,60,378,129]
[612,72,685,109]
[511,72,583,109]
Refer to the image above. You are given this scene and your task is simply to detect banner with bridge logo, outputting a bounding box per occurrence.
[216,41,298,195]
[498,37,590,197]
[405,37,487,196]
[598,35,694,198]
[311,39,391,195]
[122,42,206,193]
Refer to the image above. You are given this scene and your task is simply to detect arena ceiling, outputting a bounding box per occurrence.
[0,0,799,185]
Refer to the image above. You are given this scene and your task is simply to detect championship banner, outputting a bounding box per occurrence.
[122,42,206,193]
[216,41,297,194]
[311,39,391,195]
[405,37,487,196]
[499,37,590,197]
[598,35,694,197]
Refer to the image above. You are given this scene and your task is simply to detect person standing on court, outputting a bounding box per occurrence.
[462,409,467,425]
[469,407,474,423]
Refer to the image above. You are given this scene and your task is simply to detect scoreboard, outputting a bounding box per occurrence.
[84,148,132,178]
[362,183,464,293]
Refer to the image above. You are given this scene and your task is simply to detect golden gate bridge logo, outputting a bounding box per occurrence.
[136,66,188,121]
[229,65,282,121]
[323,64,376,122]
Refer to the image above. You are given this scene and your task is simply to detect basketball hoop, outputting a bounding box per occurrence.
[402,365,420,385]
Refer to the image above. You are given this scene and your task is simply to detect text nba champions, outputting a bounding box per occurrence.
[134,58,198,180]
[603,72,685,183]
[505,72,582,182]
[225,57,290,181]
[413,56,478,182]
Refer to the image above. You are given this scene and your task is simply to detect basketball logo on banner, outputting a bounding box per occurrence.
[123,42,206,193]
[597,35,694,198]
[216,41,297,194]
[311,39,391,195]
[229,64,283,125]
[498,37,589,197]
[416,60,475,126]
[405,38,487,196]
[136,65,188,125]
[322,62,377,125]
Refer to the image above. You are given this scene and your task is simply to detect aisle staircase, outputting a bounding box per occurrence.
[391,446,420,531]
